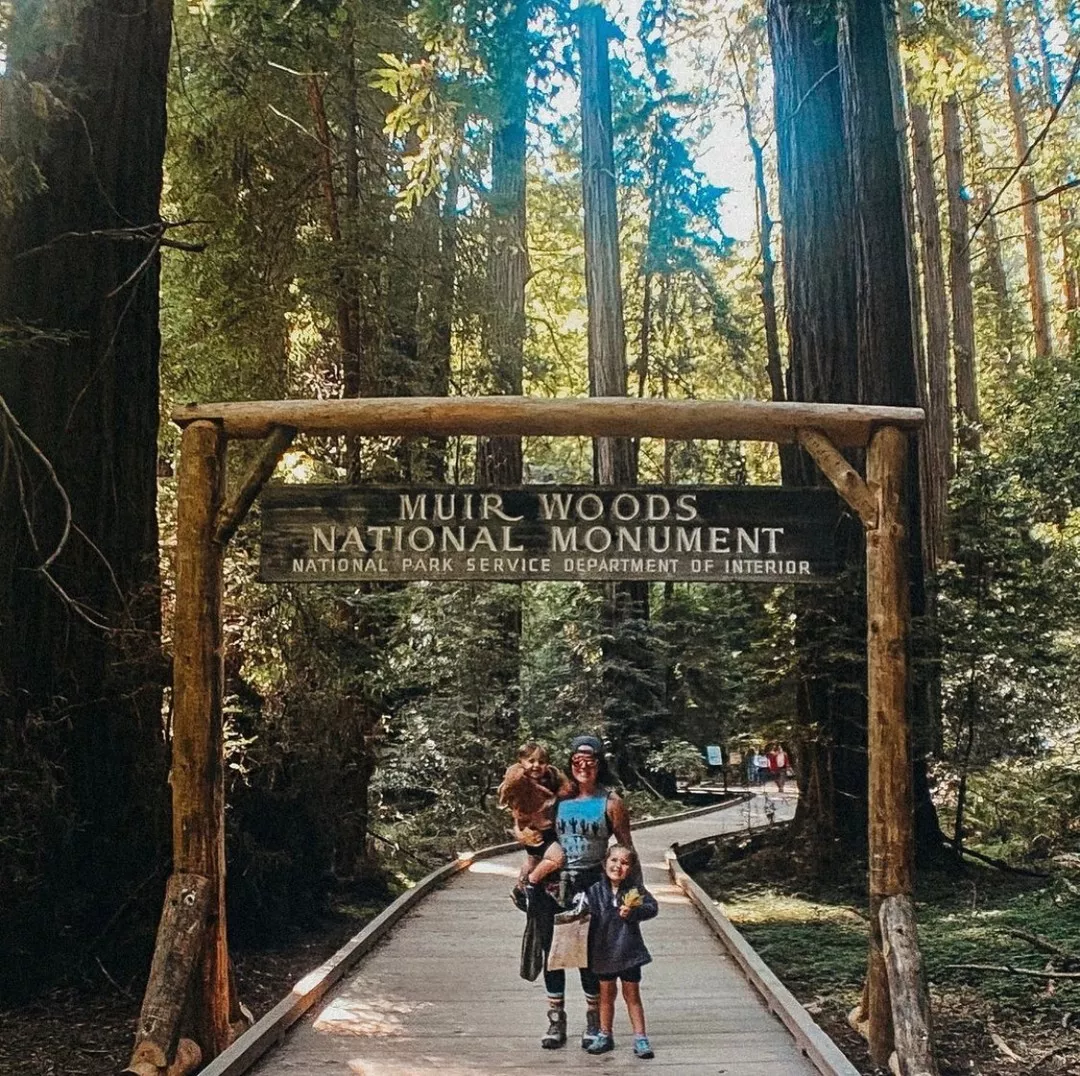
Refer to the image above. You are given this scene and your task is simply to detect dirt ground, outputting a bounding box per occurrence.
[0,910,369,1076]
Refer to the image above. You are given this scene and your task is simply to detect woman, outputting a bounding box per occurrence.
[539,734,634,1051]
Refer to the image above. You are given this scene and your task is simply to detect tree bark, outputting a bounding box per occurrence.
[768,0,863,856]
[968,104,1016,368]
[0,0,170,993]
[1000,2,1054,359]
[907,82,953,565]
[942,96,980,451]
[477,0,528,485]
[579,1,634,487]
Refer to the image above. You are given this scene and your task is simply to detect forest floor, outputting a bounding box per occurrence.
[0,897,383,1076]
[693,825,1080,1076]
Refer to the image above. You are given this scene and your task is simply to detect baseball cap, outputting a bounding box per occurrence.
[570,734,604,757]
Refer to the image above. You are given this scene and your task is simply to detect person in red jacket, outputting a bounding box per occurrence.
[767,744,790,793]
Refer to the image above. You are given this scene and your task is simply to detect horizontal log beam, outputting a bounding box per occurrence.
[173,397,924,446]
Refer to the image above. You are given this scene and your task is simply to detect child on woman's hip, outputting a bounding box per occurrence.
[497,742,571,903]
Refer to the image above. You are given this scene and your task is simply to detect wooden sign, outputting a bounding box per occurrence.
[259,485,849,584]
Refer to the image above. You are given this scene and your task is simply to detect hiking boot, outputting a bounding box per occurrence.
[540,1008,566,1049]
[580,1008,601,1050]
[633,1035,654,1059]
[586,1032,615,1055]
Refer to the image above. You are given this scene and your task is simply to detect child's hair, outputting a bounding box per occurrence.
[605,843,637,866]
[518,741,550,764]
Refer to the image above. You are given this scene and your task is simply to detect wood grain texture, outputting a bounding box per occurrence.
[227,797,837,1076]
[170,421,233,1058]
[880,895,939,1076]
[172,396,924,444]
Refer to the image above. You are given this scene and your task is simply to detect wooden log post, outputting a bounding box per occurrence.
[171,419,233,1059]
[880,894,939,1076]
[865,424,914,1065]
[126,873,212,1074]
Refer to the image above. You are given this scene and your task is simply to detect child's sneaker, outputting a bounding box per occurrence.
[586,1032,615,1055]
[633,1036,654,1059]
[580,1009,600,1049]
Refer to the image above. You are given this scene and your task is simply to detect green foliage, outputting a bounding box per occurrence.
[644,738,707,782]
[957,749,1080,860]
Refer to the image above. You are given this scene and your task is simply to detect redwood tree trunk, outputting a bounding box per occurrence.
[907,84,953,564]
[1000,2,1054,359]
[477,0,528,485]
[580,1,634,486]
[0,0,171,994]
[839,0,926,1058]
[767,0,862,856]
[942,95,981,450]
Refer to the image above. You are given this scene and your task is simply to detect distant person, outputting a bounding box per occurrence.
[583,844,659,1058]
[753,748,770,786]
[768,744,790,793]
[498,742,571,905]
[744,750,757,787]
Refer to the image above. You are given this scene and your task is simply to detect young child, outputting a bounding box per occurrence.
[497,742,571,904]
[584,844,659,1059]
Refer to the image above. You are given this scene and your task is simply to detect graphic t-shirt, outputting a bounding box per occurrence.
[556,791,611,871]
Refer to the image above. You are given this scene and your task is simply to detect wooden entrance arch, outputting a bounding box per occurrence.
[127,397,932,1075]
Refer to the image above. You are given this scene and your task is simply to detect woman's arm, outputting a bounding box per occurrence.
[606,791,633,848]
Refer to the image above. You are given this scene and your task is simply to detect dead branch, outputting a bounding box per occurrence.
[996,177,1080,215]
[999,926,1080,966]
[968,48,1080,244]
[944,838,1050,878]
[15,219,208,260]
[944,963,1080,979]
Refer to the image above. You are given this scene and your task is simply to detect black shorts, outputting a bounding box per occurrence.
[521,828,559,857]
[597,965,643,983]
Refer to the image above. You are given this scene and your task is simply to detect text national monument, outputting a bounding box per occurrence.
[259,485,848,583]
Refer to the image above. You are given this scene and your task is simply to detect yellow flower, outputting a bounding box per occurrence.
[621,888,643,909]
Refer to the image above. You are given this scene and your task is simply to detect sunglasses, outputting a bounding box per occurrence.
[571,755,598,767]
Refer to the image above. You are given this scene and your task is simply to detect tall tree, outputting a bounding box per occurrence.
[943,95,981,449]
[0,0,171,991]
[767,0,864,856]
[579,0,634,487]
[839,0,933,1058]
[1000,0,1055,359]
[907,80,953,562]
[477,0,529,485]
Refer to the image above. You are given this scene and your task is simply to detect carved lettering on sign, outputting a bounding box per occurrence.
[259,486,848,584]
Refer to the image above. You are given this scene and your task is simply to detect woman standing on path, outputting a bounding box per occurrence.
[539,734,634,1051]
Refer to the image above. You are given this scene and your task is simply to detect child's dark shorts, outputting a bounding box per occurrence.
[597,965,643,983]
[521,827,559,856]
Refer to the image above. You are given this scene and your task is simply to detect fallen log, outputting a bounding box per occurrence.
[880,894,939,1076]
[124,873,211,1075]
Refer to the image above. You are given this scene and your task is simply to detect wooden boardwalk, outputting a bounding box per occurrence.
[251,793,820,1075]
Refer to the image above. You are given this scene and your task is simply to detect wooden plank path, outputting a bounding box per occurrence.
[250,793,823,1075]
